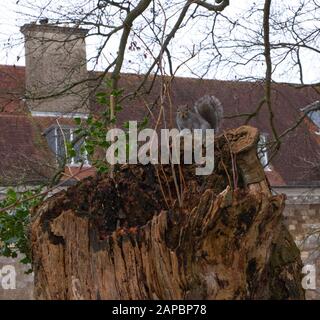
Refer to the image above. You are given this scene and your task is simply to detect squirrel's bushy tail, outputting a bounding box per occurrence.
[194,95,223,132]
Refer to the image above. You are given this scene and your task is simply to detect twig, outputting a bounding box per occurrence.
[0,167,93,214]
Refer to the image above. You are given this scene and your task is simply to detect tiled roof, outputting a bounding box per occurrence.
[0,65,27,114]
[0,114,55,185]
[1,65,320,186]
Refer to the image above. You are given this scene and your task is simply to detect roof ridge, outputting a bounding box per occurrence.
[0,64,316,87]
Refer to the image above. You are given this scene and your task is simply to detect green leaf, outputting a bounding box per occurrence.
[97,96,108,104]
[74,128,83,135]
[86,115,93,125]
[95,121,103,128]
[98,165,108,174]
[138,116,149,129]
[74,117,81,125]
[85,144,94,155]
[112,88,124,97]
[68,149,76,158]
[6,188,17,202]
[0,186,44,265]
[96,92,107,97]
[98,140,109,148]
[105,79,113,88]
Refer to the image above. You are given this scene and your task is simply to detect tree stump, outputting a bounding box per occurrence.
[30,126,305,300]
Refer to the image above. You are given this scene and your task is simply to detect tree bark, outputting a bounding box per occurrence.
[31,125,305,300]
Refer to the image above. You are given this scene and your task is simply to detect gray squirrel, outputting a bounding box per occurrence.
[176,95,223,133]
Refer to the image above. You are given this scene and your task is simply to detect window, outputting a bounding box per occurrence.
[257,134,271,171]
[308,110,320,129]
[301,101,320,133]
[45,126,89,166]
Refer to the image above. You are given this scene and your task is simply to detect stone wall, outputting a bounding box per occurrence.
[283,203,320,300]
[276,186,320,300]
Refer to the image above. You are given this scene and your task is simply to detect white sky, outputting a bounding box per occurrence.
[0,0,319,84]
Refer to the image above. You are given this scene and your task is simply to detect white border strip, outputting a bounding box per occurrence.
[31,111,89,119]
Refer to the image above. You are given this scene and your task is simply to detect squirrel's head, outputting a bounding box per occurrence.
[177,104,190,118]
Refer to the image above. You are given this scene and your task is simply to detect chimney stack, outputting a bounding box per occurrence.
[21,23,89,115]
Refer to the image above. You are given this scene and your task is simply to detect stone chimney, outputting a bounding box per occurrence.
[21,23,89,115]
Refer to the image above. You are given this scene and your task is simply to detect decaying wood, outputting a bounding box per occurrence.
[31,125,305,300]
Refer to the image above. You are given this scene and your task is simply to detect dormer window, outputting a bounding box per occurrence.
[308,109,320,128]
[301,101,320,134]
[257,134,272,171]
[45,125,89,166]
